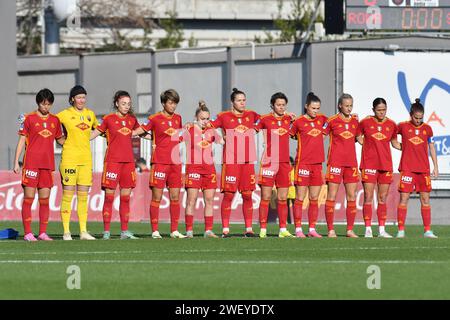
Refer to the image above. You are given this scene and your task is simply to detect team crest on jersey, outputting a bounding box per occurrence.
[307,128,321,137]
[87,116,91,122]
[51,123,55,128]
[423,130,427,135]
[371,132,387,140]
[339,131,354,139]
[409,136,424,145]
[234,125,248,133]
[197,140,211,148]
[35,123,40,127]
[164,127,177,136]
[76,123,90,130]
[38,129,52,138]
[118,127,131,135]
[274,127,288,136]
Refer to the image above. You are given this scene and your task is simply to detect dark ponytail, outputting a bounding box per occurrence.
[113,90,133,115]
[304,92,321,112]
[410,98,424,116]
[270,92,288,107]
[372,97,387,109]
[230,88,246,102]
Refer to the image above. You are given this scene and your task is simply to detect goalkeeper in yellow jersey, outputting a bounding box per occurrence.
[57,85,98,240]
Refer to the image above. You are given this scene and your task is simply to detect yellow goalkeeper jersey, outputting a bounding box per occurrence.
[57,106,98,165]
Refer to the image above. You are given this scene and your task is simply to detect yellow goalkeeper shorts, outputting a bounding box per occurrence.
[59,163,93,186]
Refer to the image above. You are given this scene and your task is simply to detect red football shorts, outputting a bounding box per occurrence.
[102,162,136,189]
[325,165,360,184]
[149,163,183,189]
[258,162,291,188]
[21,168,53,188]
[185,169,218,190]
[221,163,256,193]
[294,163,323,186]
[398,171,431,193]
[361,168,393,184]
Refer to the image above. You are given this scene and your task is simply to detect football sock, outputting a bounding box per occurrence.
[60,190,74,234]
[76,191,89,233]
[421,205,431,232]
[170,200,180,233]
[278,200,288,229]
[363,203,372,227]
[150,199,160,232]
[185,214,194,232]
[346,200,357,231]
[397,204,407,231]
[258,199,270,229]
[308,199,319,230]
[22,197,34,235]
[221,192,234,231]
[293,199,303,229]
[377,203,387,227]
[242,191,254,230]
[119,195,130,232]
[38,197,50,235]
[325,200,335,231]
[102,193,114,232]
[204,216,213,232]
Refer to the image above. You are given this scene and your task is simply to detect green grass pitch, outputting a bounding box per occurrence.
[1,221,450,300]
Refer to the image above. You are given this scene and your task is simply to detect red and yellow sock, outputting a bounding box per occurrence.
[397,204,407,231]
[346,200,357,231]
[22,197,34,235]
[102,193,114,232]
[38,197,50,235]
[119,195,130,232]
[293,199,303,229]
[377,203,387,227]
[185,214,194,232]
[325,200,335,231]
[308,199,319,229]
[259,199,270,229]
[170,200,181,233]
[150,199,160,232]
[421,205,431,232]
[363,203,372,228]
[278,200,288,229]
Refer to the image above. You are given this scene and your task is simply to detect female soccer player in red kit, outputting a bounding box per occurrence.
[323,93,360,238]
[396,99,438,238]
[183,101,223,238]
[13,89,65,241]
[133,89,186,239]
[290,92,327,238]
[208,88,260,237]
[356,98,401,238]
[257,92,294,238]
[91,91,140,240]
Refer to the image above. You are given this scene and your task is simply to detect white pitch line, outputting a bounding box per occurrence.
[0,259,447,265]
[1,246,449,256]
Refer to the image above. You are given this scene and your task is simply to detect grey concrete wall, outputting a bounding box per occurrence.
[0,0,18,169]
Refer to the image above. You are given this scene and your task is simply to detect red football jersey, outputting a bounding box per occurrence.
[184,124,217,174]
[397,121,433,173]
[290,114,328,165]
[357,116,397,171]
[18,112,63,170]
[141,112,183,165]
[209,109,260,164]
[324,114,359,167]
[256,113,292,164]
[96,113,140,163]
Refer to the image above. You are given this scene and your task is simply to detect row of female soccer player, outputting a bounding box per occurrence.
[13,85,438,241]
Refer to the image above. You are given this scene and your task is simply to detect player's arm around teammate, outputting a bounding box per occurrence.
[396,99,439,239]
[289,92,327,238]
[256,92,294,238]
[356,98,398,238]
[207,88,261,238]
[183,101,221,238]
[323,93,360,238]
[133,89,186,239]
[13,89,64,241]
[91,91,140,240]
[57,85,98,240]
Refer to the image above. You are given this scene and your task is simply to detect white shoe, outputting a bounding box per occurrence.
[170,230,187,239]
[152,231,162,239]
[186,230,194,238]
[80,231,96,240]
[378,231,393,238]
[63,232,73,241]
[364,228,373,238]
[396,230,405,238]
[424,230,438,238]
